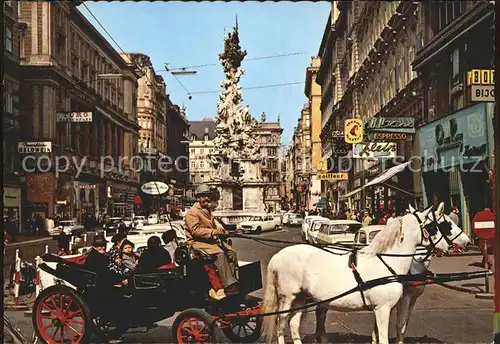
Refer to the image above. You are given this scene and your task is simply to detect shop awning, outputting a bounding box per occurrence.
[364,161,412,188]
[339,186,364,200]
[339,161,412,199]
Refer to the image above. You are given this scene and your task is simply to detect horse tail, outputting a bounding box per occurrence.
[262,266,279,344]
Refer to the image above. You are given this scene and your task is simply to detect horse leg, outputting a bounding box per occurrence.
[396,293,418,344]
[276,296,294,344]
[289,297,306,344]
[315,305,328,343]
[374,305,392,344]
[371,322,378,344]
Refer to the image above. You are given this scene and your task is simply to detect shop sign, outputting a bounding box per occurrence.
[139,147,157,155]
[18,142,52,154]
[56,112,93,122]
[3,187,21,207]
[471,85,494,102]
[352,142,397,158]
[468,69,494,102]
[419,103,488,172]
[368,132,408,141]
[344,119,363,144]
[364,117,415,134]
[316,173,349,181]
[141,181,169,195]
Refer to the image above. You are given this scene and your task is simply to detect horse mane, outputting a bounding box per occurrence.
[361,220,402,255]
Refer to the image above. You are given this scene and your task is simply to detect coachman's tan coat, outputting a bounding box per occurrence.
[185,203,230,255]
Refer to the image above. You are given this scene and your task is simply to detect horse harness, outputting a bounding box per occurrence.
[346,210,453,310]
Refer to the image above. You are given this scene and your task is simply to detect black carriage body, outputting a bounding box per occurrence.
[39,254,263,332]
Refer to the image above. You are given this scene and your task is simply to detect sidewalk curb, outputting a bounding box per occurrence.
[4,303,29,311]
[474,292,494,300]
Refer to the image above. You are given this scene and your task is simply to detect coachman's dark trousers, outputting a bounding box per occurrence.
[213,248,238,288]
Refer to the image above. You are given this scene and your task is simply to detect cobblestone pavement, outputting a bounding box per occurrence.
[4,225,495,343]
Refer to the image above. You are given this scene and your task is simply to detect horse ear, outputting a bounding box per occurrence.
[408,204,416,213]
[421,206,433,219]
[437,202,445,216]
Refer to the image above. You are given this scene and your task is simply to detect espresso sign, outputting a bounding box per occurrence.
[18,142,52,154]
[365,117,415,134]
[369,132,408,141]
[353,142,397,158]
[56,112,93,122]
[141,181,169,195]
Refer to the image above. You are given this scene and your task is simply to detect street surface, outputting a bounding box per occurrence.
[4,225,494,343]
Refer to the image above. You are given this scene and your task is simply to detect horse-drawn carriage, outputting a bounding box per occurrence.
[32,241,264,344]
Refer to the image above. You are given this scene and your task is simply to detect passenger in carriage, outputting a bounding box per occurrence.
[161,230,179,263]
[108,233,127,275]
[120,239,139,274]
[85,236,128,287]
[135,236,172,273]
[185,184,239,300]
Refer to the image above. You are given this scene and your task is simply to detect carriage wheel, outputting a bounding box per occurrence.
[222,314,262,343]
[172,309,221,343]
[32,285,92,344]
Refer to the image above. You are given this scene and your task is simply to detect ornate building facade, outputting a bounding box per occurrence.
[121,53,168,213]
[4,0,24,232]
[304,56,323,208]
[318,1,422,214]
[413,0,495,239]
[187,118,216,199]
[166,102,190,207]
[18,1,141,220]
[254,120,283,213]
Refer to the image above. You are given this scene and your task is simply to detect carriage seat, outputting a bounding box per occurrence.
[156,263,177,270]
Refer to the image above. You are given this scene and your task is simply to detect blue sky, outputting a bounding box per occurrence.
[83,2,331,144]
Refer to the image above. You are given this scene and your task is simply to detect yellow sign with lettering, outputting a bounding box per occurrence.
[316,173,349,181]
[467,69,495,85]
[344,118,363,144]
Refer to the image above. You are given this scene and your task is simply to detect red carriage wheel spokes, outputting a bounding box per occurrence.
[221,312,262,343]
[33,285,92,344]
[172,309,221,344]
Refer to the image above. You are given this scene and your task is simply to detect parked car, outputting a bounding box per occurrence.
[283,213,303,226]
[147,214,159,225]
[240,215,280,234]
[215,217,238,232]
[313,220,362,246]
[122,217,134,228]
[48,220,84,236]
[107,224,187,251]
[159,214,169,223]
[103,217,126,232]
[133,216,147,227]
[301,216,329,242]
[306,218,331,244]
[354,225,384,245]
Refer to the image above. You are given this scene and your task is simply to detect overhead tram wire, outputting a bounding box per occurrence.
[82,5,305,99]
[189,81,305,95]
[159,52,307,72]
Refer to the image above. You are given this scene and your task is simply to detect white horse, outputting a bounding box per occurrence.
[262,206,451,344]
[386,202,472,344]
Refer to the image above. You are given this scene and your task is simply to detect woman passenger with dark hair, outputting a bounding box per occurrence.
[135,236,172,273]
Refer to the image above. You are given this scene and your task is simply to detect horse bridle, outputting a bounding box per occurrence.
[411,207,466,261]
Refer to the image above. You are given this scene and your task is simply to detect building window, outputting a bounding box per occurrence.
[450,48,461,85]
[200,161,204,168]
[4,80,13,113]
[200,174,205,182]
[200,148,204,154]
[191,161,195,169]
[190,148,195,155]
[5,23,13,53]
